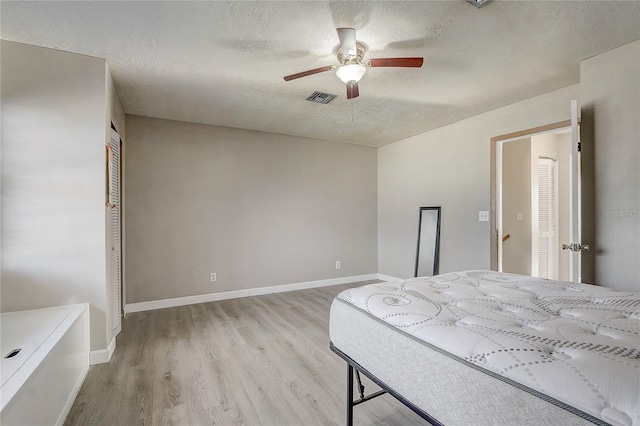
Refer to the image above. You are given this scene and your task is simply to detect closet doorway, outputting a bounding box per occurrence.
[108,126,123,336]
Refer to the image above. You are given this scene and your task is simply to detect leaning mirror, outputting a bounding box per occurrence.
[415,206,441,277]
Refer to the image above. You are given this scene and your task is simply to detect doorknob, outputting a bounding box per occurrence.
[562,243,590,252]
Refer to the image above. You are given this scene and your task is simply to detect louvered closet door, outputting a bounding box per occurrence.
[109,128,122,335]
[537,158,558,280]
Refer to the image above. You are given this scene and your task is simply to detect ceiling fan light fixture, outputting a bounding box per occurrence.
[336,63,367,84]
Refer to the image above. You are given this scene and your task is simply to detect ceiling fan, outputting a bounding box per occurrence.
[283,28,424,100]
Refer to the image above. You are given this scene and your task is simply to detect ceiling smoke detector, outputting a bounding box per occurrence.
[466,0,490,8]
[306,91,336,104]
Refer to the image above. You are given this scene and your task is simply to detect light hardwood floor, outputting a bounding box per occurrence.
[65,282,427,426]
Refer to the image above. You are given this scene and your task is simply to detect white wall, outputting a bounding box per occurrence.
[580,40,640,291]
[124,116,377,304]
[1,41,115,352]
[378,84,580,279]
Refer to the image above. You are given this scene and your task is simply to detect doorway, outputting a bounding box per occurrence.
[490,115,589,282]
[491,101,593,284]
[497,129,572,280]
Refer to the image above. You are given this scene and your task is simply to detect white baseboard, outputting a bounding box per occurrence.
[125,273,379,314]
[89,335,116,365]
[377,273,404,282]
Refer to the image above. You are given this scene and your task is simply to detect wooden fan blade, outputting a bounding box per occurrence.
[367,57,424,68]
[337,28,357,57]
[346,82,359,99]
[283,66,333,81]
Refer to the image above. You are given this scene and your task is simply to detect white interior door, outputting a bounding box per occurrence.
[563,100,588,283]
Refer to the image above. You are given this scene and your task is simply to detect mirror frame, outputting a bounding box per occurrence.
[414,206,442,277]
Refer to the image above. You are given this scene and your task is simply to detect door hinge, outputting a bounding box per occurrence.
[577,142,581,152]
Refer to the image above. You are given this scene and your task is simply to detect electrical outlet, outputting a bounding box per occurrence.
[336,261,341,270]
[479,211,489,222]
[210,273,217,282]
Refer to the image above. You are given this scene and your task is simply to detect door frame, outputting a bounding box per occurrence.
[490,119,572,271]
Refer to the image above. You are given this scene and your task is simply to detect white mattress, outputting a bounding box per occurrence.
[330,271,640,426]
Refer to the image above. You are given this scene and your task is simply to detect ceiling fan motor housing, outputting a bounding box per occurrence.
[336,42,367,84]
[336,42,366,64]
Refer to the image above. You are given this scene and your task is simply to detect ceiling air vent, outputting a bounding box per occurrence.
[306,91,336,104]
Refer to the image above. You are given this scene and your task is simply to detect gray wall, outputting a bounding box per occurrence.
[502,139,531,276]
[2,38,636,331]
[580,40,640,291]
[378,84,580,279]
[1,41,111,350]
[124,116,377,304]
[378,40,639,290]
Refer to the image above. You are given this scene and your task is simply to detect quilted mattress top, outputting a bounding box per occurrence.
[337,271,640,426]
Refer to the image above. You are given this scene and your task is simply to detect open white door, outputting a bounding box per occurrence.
[562,100,589,283]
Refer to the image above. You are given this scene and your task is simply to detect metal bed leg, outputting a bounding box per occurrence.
[333,343,441,426]
[355,370,366,399]
[347,364,354,426]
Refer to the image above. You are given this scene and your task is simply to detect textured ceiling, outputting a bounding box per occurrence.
[2,1,639,147]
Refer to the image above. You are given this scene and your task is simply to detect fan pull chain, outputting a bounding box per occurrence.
[350,99,354,122]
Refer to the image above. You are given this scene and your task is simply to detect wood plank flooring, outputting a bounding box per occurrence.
[65,282,428,426]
